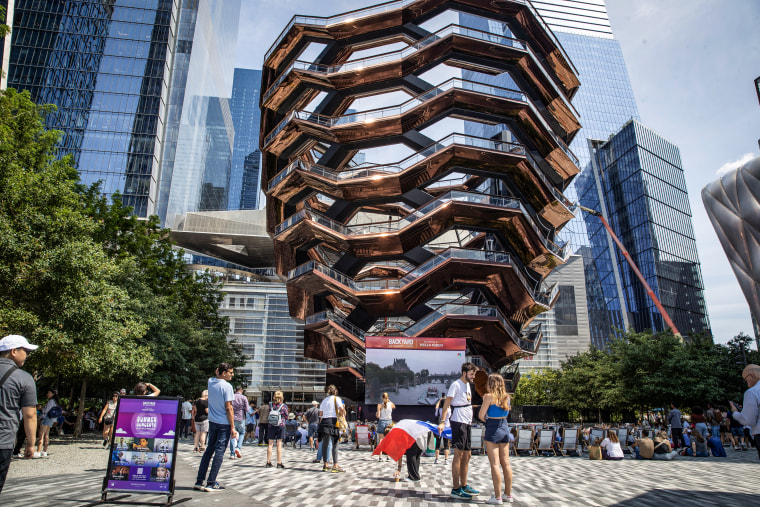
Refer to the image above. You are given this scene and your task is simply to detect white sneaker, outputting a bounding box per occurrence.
[486,496,503,505]
[40,451,48,457]
[504,495,515,503]
[33,452,41,459]
[434,458,438,464]
[444,459,449,465]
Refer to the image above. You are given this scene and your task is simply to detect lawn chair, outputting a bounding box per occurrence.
[284,424,300,448]
[534,428,557,456]
[617,427,632,454]
[590,428,605,446]
[560,427,580,456]
[354,424,374,451]
[471,425,485,455]
[515,426,535,456]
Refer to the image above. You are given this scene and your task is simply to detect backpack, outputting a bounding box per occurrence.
[48,403,62,418]
[268,405,282,426]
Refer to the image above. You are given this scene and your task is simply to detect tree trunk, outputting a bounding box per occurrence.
[74,378,87,438]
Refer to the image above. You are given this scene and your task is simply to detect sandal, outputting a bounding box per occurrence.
[322,464,330,472]
[331,465,345,473]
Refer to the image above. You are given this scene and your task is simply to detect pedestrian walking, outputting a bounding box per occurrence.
[266,391,288,468]
[193,391,209,452]
[228,385,247,460]
[729,364,760,460]
[318,384,345,472]
[478,373,514,504]
[438,362,480,500]
[194,364,237,492]
[98,392,119,447]
[0,335,38,493]
[376,392,395,461]
[304,401,319,450]
[257,401,270,446]
[180,398,193,439]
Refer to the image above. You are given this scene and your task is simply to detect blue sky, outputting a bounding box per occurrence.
[235,0,760,344]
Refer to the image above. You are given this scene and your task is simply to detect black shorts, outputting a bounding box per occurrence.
[268,425,284,440]
[246,423,255,432]
[436,434,450,450]
[450,421,471,451]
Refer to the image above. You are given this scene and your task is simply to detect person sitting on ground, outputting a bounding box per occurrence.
[631,429,654,459]
[653,431,678,460]
[599,429,624,460]
[705,431,727,457]
[690,426,709,457]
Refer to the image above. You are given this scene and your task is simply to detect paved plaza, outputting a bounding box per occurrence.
[3,436,759,506]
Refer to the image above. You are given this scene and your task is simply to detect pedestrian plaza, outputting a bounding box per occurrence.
[3,436,759,506]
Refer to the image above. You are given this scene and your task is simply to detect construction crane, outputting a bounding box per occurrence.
[576,204,682,338]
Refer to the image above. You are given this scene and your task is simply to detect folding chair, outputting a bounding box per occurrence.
[354,424,374,451]
[590,428,605,446]
[471,425,485,455]
[515,426,535,456]
[560,427,580,456]
[534,428,557,456]
[284,424,299,447]
[617,427,632,454]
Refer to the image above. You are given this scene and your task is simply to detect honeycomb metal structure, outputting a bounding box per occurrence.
[260,0,581,398]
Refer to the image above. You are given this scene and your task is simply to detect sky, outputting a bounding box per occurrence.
[235,0,760,344]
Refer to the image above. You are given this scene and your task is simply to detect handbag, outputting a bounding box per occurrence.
[334,397,348,431]
[104,417,114,426]
[588,445,602,460]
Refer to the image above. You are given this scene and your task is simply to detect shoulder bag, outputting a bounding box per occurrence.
[334,397,348,431]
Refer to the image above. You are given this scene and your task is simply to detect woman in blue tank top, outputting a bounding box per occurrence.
[478,373,514,505]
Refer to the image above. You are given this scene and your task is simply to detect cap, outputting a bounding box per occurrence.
[0,335,39,352]
[311,401,319,406]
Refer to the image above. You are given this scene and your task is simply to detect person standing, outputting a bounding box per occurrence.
[0,335,38,493]
[194,364,237,492]
[434,393,451,465]
[376,392,395,462]
[729,364,760,460]
[133,382,160,396]
[478,373,514,504]
[193,392,209,452]
[305,401,320,450]
[35,389,60,457]
[228,386,247,460]
[667,403,684,449]
[257,401,270,447]
[244,402,257,444]
[318,384,345,473]
[266,391,288,468]
[438,362,480,500]
[180,398,193,440]
[98,392,119,447]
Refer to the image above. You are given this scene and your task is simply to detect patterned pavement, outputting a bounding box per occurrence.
[3,438,759,506]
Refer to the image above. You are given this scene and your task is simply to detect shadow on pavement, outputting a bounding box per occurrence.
[613,490,760,507]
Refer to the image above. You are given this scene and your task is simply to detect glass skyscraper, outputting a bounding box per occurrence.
[229,68,262,211]
[580,120,711,342]
[5,0,179,217]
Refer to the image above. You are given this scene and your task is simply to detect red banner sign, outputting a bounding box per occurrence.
[365,336,466,351]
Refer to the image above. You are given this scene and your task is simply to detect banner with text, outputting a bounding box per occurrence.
[364,337,466,406]
[103,396,180,496]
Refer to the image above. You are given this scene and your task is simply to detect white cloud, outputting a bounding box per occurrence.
[115,428,127,434]
[716,153,756,176]
[163,430,175,436]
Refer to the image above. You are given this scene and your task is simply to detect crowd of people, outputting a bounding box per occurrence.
[2,332,759,501]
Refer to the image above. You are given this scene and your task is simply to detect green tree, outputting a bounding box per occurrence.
[0,89,152,434]
[513,368,561,406]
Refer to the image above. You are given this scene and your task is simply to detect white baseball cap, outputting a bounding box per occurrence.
[0,335,39,352]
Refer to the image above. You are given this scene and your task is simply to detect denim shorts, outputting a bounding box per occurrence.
[731,427,744,437]
[308,422,319,437]
[377,419,392,434]
[484,418,510,444]
[41,417,56,427]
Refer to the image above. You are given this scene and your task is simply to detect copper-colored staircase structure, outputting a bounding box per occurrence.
[261,0,581,399]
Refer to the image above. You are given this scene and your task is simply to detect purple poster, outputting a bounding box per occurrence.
[104,397,180,494]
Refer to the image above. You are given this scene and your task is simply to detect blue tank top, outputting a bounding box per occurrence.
[487,404,510,418]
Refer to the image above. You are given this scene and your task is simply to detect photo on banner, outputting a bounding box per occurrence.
[364,336,466,406]
[102,396,181,496]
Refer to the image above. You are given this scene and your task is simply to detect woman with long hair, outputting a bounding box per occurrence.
[376,392,395,461]
[478,373,514,504]
[98,392,119,447]
[318,384,346,472]
[35,389,60,457]
[599,429,624,460]
[266,390,288,468]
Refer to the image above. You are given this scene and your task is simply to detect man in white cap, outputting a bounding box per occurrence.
[0,335,39,493]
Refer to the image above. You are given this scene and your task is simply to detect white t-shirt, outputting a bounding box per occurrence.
[446,379,472,424]
[319,395,344,418]
[181,401,192,419]
[600,438,624,458]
